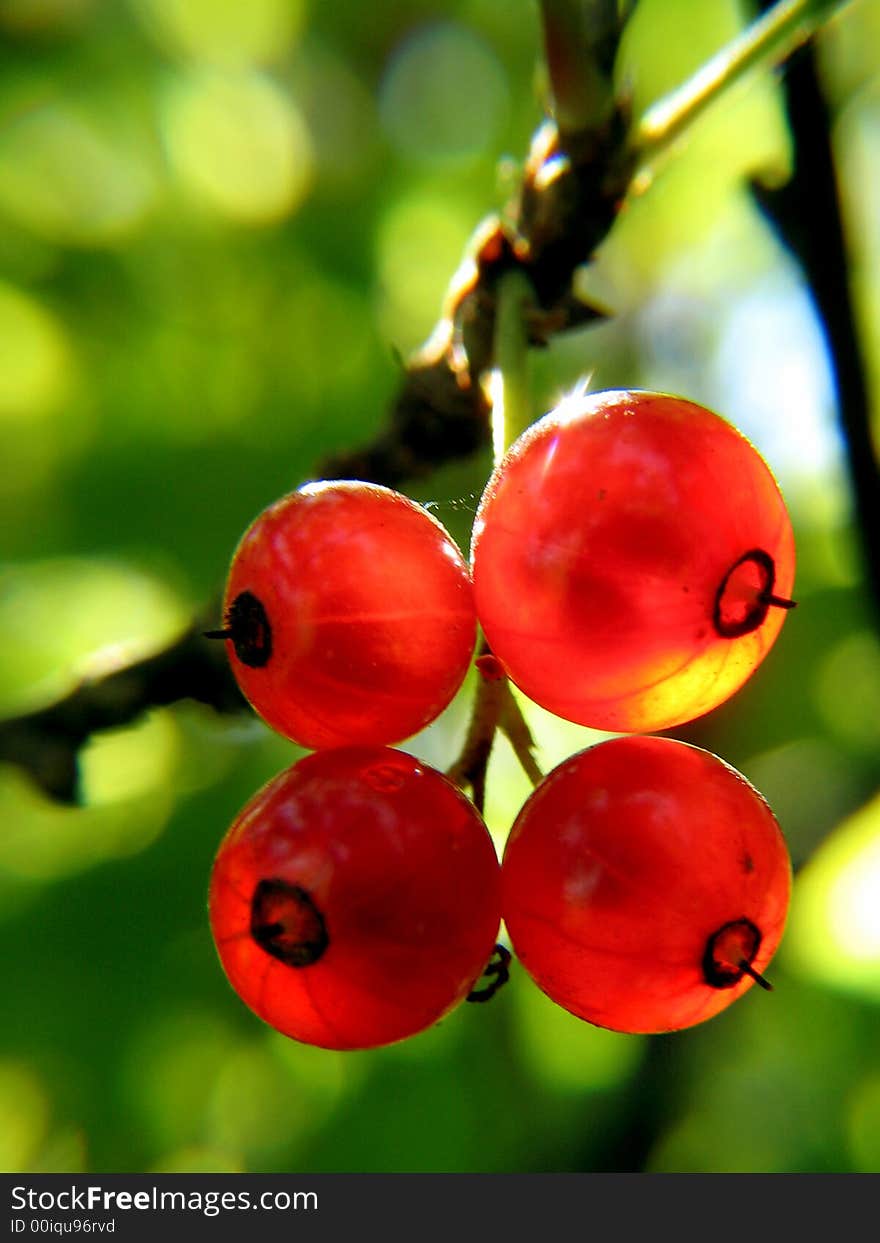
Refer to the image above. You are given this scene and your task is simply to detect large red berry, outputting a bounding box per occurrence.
[217,480,477,750]
[501,735,792,1034]
[471,390,796,732]
[209,747,501,1050]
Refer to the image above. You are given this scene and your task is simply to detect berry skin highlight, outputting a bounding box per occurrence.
[210,746,502,1051]
[471,390,796,733]
[216,480,477,750]
[501,735,792,1034]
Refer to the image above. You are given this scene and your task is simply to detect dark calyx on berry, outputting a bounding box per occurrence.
[702,917,772,991]
[250,878,329,967]
[713,549,797,639]
[206,591,273,667]
[466,943,512,1003]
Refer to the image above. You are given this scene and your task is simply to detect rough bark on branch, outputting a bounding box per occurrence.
[4,10,632,803]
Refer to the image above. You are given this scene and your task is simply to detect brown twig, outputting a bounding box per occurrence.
[446,644,544,811]
[0,626,244,803]
[595,11,875,1178]
[4,1,852,803]
[323,2,632,484]
[5,12,632,803]
[445,644,510,814]
[749,35,880,616]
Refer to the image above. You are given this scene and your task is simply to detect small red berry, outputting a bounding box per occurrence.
[209,747,501,1050]
[471,390,796,732]
[215,481,477,750]
[501,735,792,1034]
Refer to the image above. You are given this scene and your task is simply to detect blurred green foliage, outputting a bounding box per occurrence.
[0,0,878,1174]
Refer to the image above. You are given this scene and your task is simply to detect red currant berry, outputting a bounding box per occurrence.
[209,747,501,1050]
[471,390,796,732]
[501,735,791,1034]
[214,481,477,750]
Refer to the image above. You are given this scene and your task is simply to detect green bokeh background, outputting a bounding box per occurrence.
[1,0,879,1173]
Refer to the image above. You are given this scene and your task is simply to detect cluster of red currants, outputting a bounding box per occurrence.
[207,390,796,1050]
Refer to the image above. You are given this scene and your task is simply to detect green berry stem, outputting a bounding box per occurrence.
[538,0,626,139]
[631,0,853,173]
[446,639,508,813]
[491,268,535,464]
[446,638,544,812]
[454,256,546,807]
[499,694,544,789]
